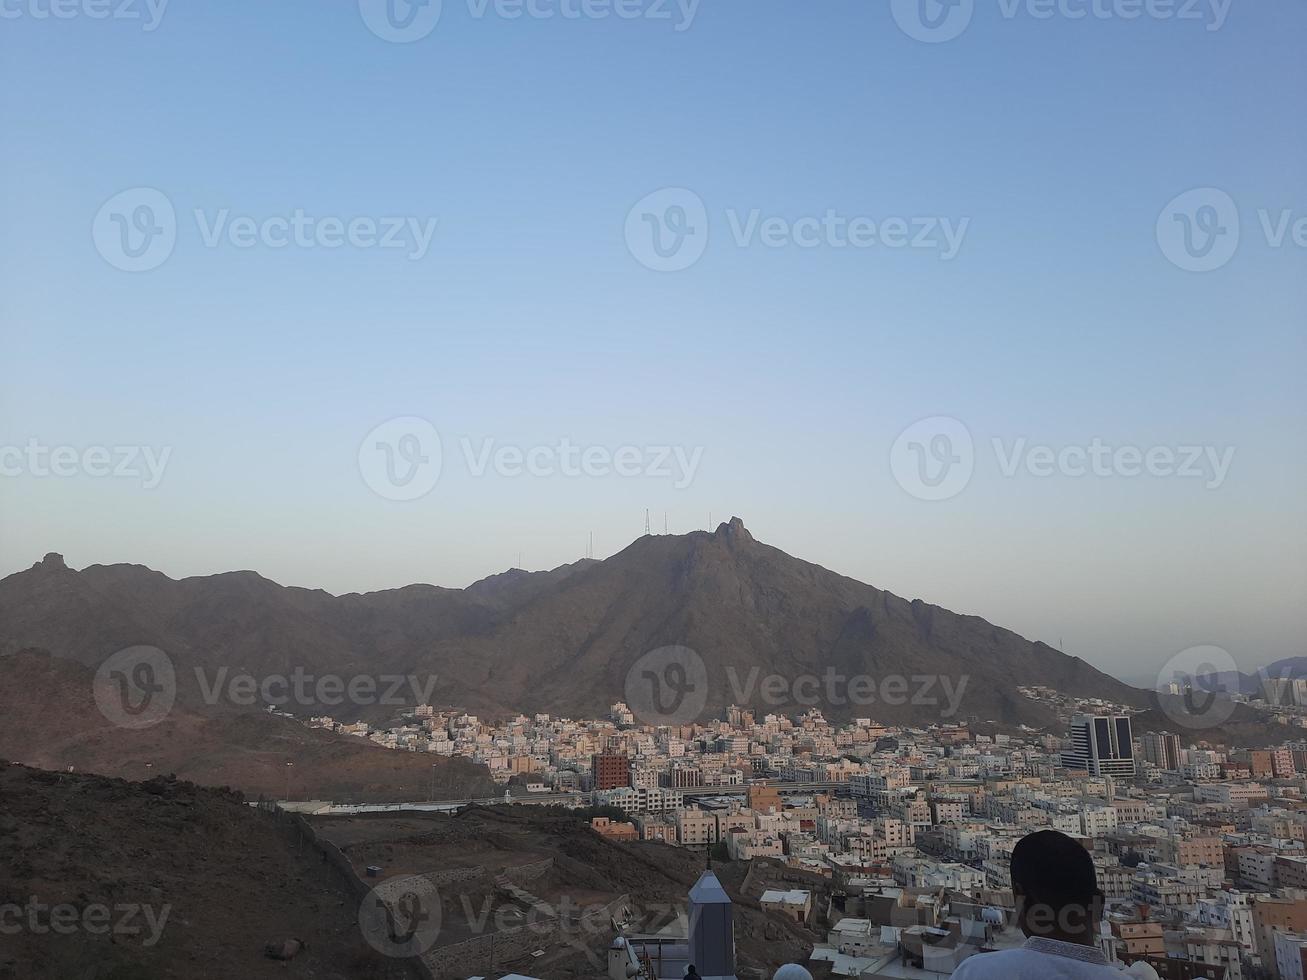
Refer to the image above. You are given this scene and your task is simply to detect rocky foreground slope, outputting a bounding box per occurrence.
[0,764,408,979]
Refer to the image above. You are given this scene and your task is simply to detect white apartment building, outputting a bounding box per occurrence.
[596,786,683,814]
[849,768,911,797]
[724,829,783,861]
[1197,783,1269,805]
[848,835,888,864]
[1134,872,1204,912]
[1081,805,1119,837]
[875,817,914,848]
[1181,930,1244,980]
[1049,811,1082,834]
[1276,932,1307,980]
[912,862,986,893]
[1237,849,1278,891]
[930,799,967,824]
[1195,892,1257,955]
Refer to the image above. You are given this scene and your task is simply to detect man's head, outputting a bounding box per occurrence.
[1009,830,1102,943]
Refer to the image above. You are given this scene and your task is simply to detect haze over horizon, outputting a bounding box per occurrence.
[3,2,1304,684]
[5,507,1300,690]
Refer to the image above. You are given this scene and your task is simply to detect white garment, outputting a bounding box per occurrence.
[950,938,1159,980]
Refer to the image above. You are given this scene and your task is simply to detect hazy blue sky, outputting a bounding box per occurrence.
[2,0,1303,684]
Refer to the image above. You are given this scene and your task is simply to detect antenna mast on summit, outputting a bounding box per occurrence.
[644,509,650,535]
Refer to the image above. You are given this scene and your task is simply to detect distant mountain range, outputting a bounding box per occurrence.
[1186,657,1307,696]
[0,518,1147,729]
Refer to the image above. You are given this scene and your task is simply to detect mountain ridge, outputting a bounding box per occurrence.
[0,519,1146,727]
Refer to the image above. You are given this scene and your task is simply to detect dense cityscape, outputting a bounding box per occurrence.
[285,680,1307,980]
[5,2,1298,976]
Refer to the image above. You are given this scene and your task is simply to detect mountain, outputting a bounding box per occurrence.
[0,520,1146,729]
[1185,656,1307,696]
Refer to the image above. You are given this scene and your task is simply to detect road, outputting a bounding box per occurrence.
[277,780,852,815]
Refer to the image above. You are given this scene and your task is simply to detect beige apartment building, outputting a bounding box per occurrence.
[675,807,720,847]
[1110,916,1166,959]
[1161,835,1225,868]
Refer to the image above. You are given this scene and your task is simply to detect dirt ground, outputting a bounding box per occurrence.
[0,763,825,980]
[312,806,825,979]
[0,763,410,980]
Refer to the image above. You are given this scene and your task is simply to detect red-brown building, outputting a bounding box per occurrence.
[592,752,631,791]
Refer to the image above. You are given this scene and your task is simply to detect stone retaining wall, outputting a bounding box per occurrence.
[258,802,436,980]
